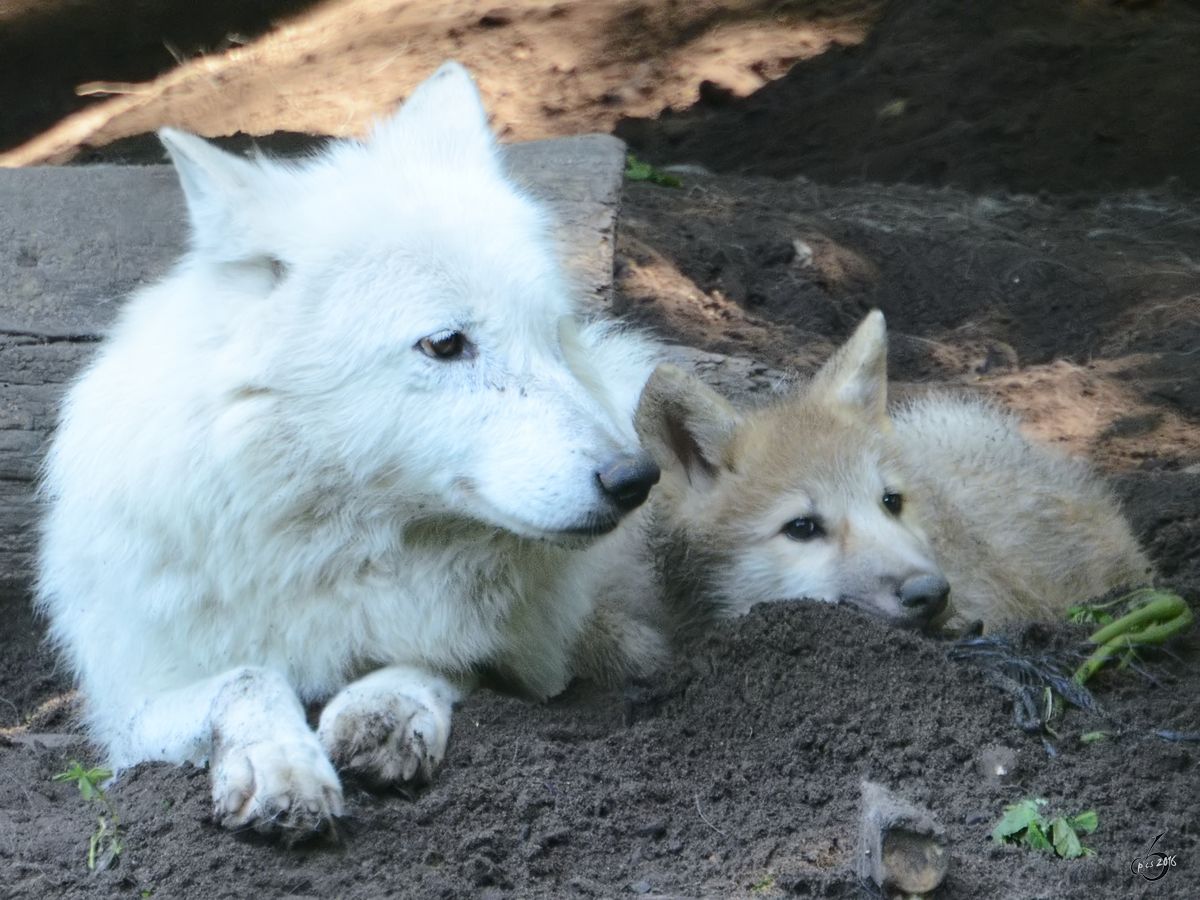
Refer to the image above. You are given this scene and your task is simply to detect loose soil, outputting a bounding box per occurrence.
[2,1,1199,898]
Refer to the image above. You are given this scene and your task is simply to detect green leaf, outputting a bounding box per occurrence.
[992,797,1097,859]
[1067,604,1114,625]
[624,154,682,187]
[992,799,1042,842]
[53,762,86,784]
[1068,810,1098,835]
[1051,816,1084,858]
[1025,820,1053,852]
[1079,731,1109,744]
[78,778,94,801]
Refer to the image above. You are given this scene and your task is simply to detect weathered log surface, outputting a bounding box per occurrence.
[0,134,627,606]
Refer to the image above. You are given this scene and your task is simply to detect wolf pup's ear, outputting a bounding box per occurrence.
[373,61,496,167]
[159,128,275,261]
[809,310,889,426]
[635,365,742,487]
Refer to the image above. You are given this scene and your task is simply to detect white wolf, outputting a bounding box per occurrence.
[636,311,1152,635]
[37,62,665,837]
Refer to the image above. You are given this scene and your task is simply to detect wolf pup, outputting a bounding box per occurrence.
[636,310,1151,635]
[37,62,665,837]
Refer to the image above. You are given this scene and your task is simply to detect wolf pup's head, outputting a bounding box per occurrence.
[157,62,657,542]
[637,311,949,629]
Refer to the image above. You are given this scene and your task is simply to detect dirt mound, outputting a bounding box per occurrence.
[618,0,1200,195]
[0,0,324,155]
[5,593,1198,899]
[613,175,1200,472]
[0,0,872,166]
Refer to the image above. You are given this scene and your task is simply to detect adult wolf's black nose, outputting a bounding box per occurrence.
[899,573,951,619]
[597,452,660,513]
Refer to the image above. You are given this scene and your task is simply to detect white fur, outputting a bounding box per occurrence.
[37,62,662,835]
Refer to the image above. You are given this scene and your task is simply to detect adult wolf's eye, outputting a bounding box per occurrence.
[783,517,825,542]
[418,330,467,360]
[882,491,904,516]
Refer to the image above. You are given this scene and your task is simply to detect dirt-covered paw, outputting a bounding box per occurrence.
[317,676,453,786]
[210,733,343,841]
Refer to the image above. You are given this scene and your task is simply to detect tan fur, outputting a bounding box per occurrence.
[637,311,1153,634]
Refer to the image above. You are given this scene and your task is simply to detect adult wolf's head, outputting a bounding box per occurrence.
[158,62,657,541]
[637,312,949,628]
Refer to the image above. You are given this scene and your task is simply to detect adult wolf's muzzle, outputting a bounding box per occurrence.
[596,450,660,513]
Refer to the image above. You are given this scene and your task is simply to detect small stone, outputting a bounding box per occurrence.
[976,745,1020,784]
[478,8,511,27]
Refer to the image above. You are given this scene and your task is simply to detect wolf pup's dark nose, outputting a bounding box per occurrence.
[899,573,951,619]
[597,452,661,512]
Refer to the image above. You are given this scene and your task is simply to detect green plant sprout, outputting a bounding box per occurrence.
[750,874,776,892]
[624,153,683,187]
[53,761,123,871]
[991,798,1097,859]
[1072,588,1192,685]
[1067,603,1115,627]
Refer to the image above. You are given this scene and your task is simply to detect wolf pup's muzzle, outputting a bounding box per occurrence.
[898,573,951,623]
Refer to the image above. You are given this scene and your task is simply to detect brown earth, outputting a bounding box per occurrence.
[2,0,1200,898]
[0,0,873,166]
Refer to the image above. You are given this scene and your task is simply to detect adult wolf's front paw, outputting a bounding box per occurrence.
[317,666,457,786]
[210,734,344,840]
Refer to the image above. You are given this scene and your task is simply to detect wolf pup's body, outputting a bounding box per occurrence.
[636,311,1151,635]
[37,63,664,836]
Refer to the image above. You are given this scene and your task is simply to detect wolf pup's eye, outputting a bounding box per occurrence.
[418,330,468,360]
[882,491,904,516]
[783,517,825,542]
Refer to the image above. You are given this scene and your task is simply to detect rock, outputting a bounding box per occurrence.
[858,780,948,896]
[976,744,1021,784]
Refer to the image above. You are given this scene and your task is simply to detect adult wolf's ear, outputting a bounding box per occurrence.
[372,61,497,169]
[159,128,277,264]
[635,365,742,487]
[809,310,890,427]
